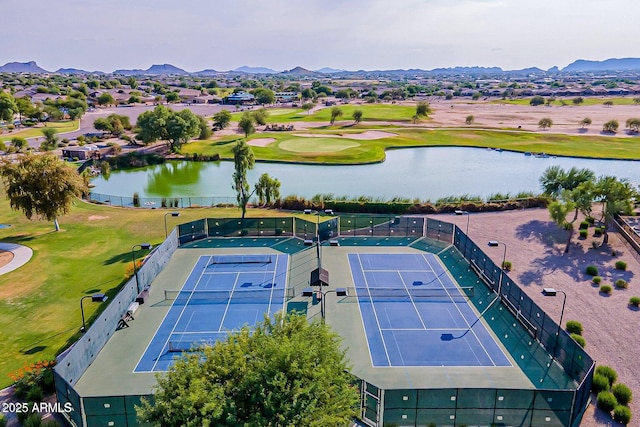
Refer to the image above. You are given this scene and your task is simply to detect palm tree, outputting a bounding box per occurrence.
[548,200,575,253]
[594,176,636,245]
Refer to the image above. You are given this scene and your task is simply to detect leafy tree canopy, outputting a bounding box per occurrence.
[137,312,359,427]
[0,154,87,231]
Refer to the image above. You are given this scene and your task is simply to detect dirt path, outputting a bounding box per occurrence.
[439,208,640,426]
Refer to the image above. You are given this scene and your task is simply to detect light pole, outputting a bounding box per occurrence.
[541,288,567,359]
[454,210,470,236]
[80,293,108,333]
[488,240,507,298]
[131,243,153,293]
[302,287,348,321]
[164,212,180,238]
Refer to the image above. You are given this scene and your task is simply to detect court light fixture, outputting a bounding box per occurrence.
[164,212,181,238]
[80,293,109,333]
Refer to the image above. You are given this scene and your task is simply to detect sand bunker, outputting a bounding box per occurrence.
[0,250,14,268]
[247,138,276,147]
[293,131,397,140]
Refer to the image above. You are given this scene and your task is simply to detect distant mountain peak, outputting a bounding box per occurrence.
[316,67,345,74]
[281,66,316,76]
[233,66,277,74]
[562,57,640,72]
[0,61,49,73]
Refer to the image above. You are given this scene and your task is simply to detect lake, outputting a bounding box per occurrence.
[90,147,640,202]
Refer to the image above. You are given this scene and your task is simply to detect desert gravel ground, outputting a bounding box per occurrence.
[440,208,640,426]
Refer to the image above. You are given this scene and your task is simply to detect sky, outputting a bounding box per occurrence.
[3,0,640,73]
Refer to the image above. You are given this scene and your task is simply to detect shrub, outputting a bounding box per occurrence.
[579,229,588,238]
[615,260,627,270]
[592,240,599,249]
[613,405,632,424]
[566,320,583,335]
[615,279,628,289]
[586,216,596,225]
[612,383,633,405]
[586,265,599,276]
[571,333,586,347]
[592,276,602,285]
[592,374,611,394]
[42,421,60,427]
[502,260,512,271]
[596,365,618,386]
[594,227,603,237]
[23,413,42,427]
[26,384,43,402]
[0,414,6,427]
[597,391,618,412]
[629,296,640,307]
[579,221,590,230]
[600,285,613,294]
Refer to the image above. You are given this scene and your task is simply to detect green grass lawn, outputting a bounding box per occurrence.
[0,195,289,387]
[183,128,640,164]
[0,120,79,142]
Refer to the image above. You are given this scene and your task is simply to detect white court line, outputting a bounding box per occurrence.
[357,253,392,366]
[147,255,212,372]
[218,273,241,331]
[398,271,427,330]
[424,253,497,366]
[348,255,377,368]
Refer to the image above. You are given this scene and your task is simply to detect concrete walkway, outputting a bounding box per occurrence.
[0,243,33,275]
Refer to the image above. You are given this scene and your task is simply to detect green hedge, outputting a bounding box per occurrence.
[595,365,618,387]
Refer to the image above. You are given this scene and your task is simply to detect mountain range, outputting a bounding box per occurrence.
[3,58,640,76]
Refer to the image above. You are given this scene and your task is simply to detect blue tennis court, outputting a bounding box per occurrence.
[348,253,511,367]
[135,254,289,372]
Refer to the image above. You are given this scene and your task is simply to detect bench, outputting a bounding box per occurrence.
[135,289,149,304]
[127,302,139,318]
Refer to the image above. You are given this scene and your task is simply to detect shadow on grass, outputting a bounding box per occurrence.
[103,251,136,265]
[1,230,57,243]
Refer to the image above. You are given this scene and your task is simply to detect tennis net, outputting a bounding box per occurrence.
[352,286,474,302]
[164,288,293,303]
[167,339,216,353]
[207,254,273,266]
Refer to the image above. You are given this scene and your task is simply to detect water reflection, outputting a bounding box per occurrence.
[90,147,640,201]
[145,161,207,196]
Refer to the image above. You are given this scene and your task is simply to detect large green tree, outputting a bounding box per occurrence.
[166,109,201,152]
[232,140,255,219]
[0,92,18,122]
[252,87,275,105]
[137,312,359,427]
[212,109,231,130]
[238,112,256,138]
[94,114,132,137]
[97,92,114,106]
[0,154,87,231]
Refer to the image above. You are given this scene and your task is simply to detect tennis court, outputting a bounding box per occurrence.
[135,253,289,372]
[348,253,511,367]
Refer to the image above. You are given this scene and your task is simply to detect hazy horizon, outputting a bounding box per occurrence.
[3,0,640,73]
